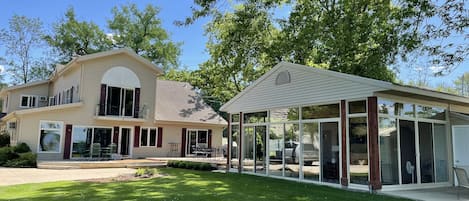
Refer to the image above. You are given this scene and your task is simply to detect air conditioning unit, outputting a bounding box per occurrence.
[39,96,47,102]
[7,122,16,129]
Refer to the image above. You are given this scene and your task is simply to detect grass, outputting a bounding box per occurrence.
[0,168,409,201]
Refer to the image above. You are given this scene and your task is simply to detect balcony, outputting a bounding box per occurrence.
[94,104,149,122]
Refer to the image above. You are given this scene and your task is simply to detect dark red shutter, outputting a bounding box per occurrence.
[134,126,140,147]
[113,126,119,144]
[181,128,186,157]
[63,124,73,159]
[208,129,212,148]
[134,88,140,118]
[99,84,107,115]
[157,127,163,148]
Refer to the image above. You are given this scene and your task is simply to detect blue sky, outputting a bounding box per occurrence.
[0,0,467,87]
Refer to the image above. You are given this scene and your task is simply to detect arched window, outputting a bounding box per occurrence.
[100,67,141,117]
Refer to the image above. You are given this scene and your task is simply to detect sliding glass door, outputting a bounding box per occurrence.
[321,122,340,184]
[243,125,266,174]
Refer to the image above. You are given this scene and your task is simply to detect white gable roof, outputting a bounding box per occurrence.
[220,62,469,113]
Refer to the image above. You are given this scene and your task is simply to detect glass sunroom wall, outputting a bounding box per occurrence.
[348,100,369,185]
[284,123,300,178]
[269,123,284,176]
[302,122,319,181]
[378,97,449,186]
[243,126,254,172]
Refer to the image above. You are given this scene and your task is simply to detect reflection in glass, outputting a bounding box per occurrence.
[419,122,434,183]
[270,107,299,122]
[349,117,368,185]
[416,105,446,120]
[379,118,399,185]
[321,122,339,184]
[349,100,366,114]
[255,126,267,174]
[396,103,414,118]
[400,120,417,184]
[434,124,448,182]
[232,114,240,122]
[230,125,239,169]
[243,127,254,172]
[284,124,299,178]
[269,124,284,176]
[302,122,319,181]
[302,104,339,119]
[378,99,396,115]
[243,112,268,124]
[71,127,92,158]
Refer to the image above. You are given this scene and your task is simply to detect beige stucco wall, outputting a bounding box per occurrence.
[10,53,225,160]
[50,64,82,103]
[80,54,158,120]
[16,108,225,160]
[133,122,224,158]
[4,82,50,113]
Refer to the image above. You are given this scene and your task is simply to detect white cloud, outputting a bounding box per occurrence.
[0,65,4,74]
[430,66,445,73]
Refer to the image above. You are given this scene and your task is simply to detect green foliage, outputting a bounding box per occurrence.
[0,143,36,167]
[135,168,158,177]
[14,142,31,153]
[0,130,10,147]
[4,152,36,168]
[108,3,181,72]
[0,147,17,166]
[45,7,112,63]
[167,160,213,171]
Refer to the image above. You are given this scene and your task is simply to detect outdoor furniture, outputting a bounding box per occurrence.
[91,143,101,158]
[454,167,469,200]
[194,145,214,157]
[102,143,117,158]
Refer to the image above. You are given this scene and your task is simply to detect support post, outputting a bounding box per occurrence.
[367,96,382,190]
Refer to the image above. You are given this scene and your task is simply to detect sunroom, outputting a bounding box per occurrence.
[221,62,469,191]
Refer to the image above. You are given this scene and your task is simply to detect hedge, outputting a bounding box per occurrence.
[167,160,214,171]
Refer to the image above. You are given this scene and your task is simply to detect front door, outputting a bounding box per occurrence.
[186,130,208,155]
[453,125,469,169]
[119,127,132,156]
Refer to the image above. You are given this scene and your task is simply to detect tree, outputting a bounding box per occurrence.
[189,3,279,111]
[0,15,46,84]
[108,4,181,72]
[45,7,112,63]
[454,72,469,96]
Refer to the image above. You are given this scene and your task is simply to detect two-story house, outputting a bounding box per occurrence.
[0,48,227,160]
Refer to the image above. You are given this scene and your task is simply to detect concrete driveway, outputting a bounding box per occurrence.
[0,167,136,186]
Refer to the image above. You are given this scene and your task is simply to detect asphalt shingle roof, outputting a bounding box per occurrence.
[155,80,227,125]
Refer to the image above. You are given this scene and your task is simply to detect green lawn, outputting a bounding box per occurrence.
[0,168,409,201]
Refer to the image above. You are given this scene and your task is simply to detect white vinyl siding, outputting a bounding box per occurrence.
[224,64,386,113]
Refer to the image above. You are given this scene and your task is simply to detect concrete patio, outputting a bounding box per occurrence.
[383,187,469,201]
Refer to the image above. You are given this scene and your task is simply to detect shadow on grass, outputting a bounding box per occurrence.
[0,168,410,201]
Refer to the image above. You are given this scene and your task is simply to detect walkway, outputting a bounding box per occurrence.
[0,167,135,186]
[383,187,469,201]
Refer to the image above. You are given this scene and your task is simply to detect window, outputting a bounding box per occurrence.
[70,126,113,158]
[49,97,55,106]
[38,121,63,153]
[106,86,134,117]
[140,128,157,146]
[243,111,268,123]
[20,95,37,108]
[349,100,366,114]
[301,103,339,119]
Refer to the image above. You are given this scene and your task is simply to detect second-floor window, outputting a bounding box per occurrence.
[106,86,134,117]
[20,95,37,108]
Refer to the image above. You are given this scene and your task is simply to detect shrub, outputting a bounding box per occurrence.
[135,168,158,177]
[167,160,213,171]
[0,131,10,147]
[14,143,31,153]
[4,152,36,167]
[0,147,18,166]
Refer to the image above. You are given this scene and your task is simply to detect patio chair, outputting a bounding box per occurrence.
[454,167,469,200]
[91,143,101,158]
